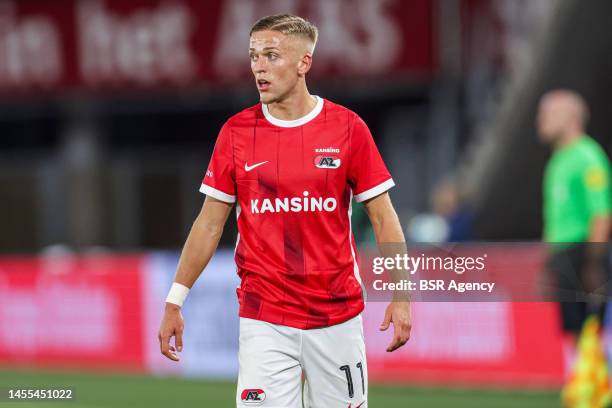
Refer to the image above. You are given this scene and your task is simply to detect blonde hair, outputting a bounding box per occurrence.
[250,14,318,53]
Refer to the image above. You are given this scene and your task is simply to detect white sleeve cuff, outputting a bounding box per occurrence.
[199,183,236,203]
[353,178,395,202]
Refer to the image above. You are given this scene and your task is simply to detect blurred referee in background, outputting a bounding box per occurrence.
[537,89,611,375]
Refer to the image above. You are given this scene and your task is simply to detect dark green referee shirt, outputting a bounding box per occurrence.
[543,135,612,243]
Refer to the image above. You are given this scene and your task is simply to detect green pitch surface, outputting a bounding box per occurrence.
[0,369,559,407]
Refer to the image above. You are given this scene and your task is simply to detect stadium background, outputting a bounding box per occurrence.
[1,0,611,406]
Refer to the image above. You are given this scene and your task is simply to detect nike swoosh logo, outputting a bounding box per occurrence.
[244,161,269,172]
[348,401,366,408]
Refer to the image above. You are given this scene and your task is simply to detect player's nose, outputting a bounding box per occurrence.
[252,58,267,73]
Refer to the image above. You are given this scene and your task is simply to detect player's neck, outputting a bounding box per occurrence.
[555,130,583,149]
[266,86,317,121]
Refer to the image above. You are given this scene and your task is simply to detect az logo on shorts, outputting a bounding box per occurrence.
[241,389,266,405]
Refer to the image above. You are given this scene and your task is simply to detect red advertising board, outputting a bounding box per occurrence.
[0,254,145,371]
[364,302,564,388]
[0,0,435,94]
[0,250,567,388]
[361,244,565,388]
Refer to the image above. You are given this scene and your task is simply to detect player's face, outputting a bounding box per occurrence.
[537,96,569,144]
[249,30,302,104]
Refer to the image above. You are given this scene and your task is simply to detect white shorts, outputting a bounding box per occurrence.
[236,314,368,408]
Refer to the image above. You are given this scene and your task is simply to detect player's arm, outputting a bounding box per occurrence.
[585,162,611,243]
[588,216,611,243]
[158,196,233,361]
[582,161,611,297]
[362,192,411,352]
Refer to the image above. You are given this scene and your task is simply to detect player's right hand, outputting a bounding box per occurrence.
[158,303,185,361]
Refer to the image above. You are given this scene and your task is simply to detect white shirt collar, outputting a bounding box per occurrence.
[262,96,324,128]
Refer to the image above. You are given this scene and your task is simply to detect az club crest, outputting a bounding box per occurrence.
[315,155,341,169]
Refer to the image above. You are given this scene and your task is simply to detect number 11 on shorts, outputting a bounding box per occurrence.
[339,361,365,398]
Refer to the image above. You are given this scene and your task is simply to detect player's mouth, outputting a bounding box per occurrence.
[257,79,271,91]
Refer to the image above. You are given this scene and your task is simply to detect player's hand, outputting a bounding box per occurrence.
[583,261,607,305]
[379,301,411,352]
[158,303,185,361]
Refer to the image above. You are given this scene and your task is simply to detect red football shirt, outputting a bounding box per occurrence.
[200,96,394,329]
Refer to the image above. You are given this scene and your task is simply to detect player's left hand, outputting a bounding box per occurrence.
[379,301,411,352]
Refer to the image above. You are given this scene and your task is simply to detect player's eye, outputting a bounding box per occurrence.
[267,53,278,61]
[249,54,257,62]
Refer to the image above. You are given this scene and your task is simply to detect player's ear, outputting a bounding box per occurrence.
[297,53,313,77]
